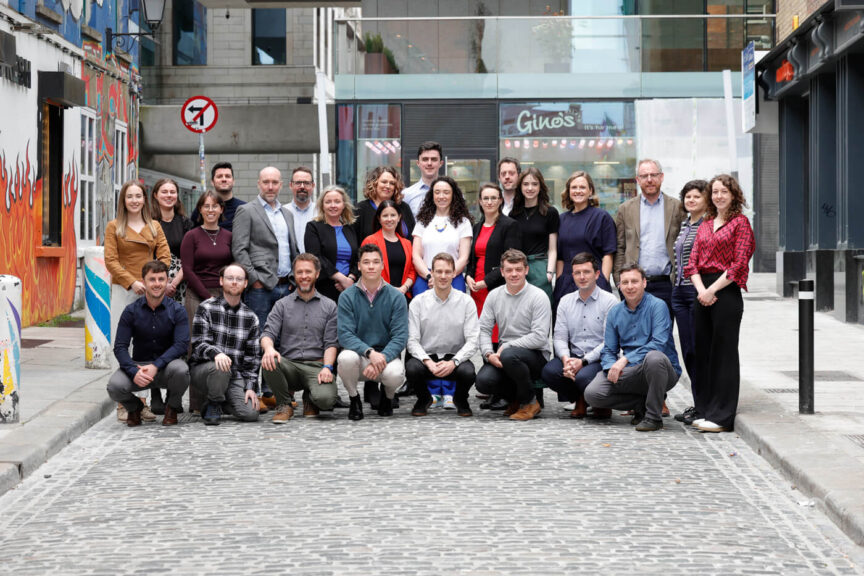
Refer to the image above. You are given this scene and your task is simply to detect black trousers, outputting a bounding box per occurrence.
[405,356,475,404]
[475,347,546,405]
[692,273,743,429]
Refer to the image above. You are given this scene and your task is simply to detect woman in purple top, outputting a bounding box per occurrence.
[553,171,617,311]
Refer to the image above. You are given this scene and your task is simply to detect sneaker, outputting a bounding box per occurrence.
[562,402,576,411]
[272,403,294,424]
[141,405,157,422]
[695,420,728,433]
[202,403,223,426]
[431,394,443,409]
[635,418,663,432]
[443,395,456,410]
[116,403,127,422]
[691,418,706,427]
[674,406,697,422]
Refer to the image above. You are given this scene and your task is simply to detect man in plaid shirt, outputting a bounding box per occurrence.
[190,263,262,425]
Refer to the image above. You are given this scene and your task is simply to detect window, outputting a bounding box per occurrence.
[40,103,63,246]
[112,123,128,220]
[79,111,97,244]
[173,1,207,65]
[252,9,286,65]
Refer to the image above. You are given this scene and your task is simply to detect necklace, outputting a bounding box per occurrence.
[203,227,220,245]
[434,217,448,233]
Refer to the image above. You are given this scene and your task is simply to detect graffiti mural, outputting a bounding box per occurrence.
[0,149,79,326]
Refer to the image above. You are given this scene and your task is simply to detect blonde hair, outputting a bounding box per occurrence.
[115,181,158,238]
[314,185,356,225]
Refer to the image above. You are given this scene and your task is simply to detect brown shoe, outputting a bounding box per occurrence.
[510,400,542,421]
[258,396,270,414]
[272,403,294,424]
[503,401,520,416]
[162,405,179,426]
[570,396,588,419]
[302,392,319,417]
[126,403,143,427]
[260,395,277,409]
[590,408,612,419]
[661,401,670,417]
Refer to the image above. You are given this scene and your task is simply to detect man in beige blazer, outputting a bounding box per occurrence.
[613,159,686,318]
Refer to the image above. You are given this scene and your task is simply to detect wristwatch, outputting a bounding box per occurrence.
[426,272,432,283]
[364,348,373,359]
[452,358,460,367]
[581,358,589,367]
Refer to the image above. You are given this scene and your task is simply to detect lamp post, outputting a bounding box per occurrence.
[105,0,166,54]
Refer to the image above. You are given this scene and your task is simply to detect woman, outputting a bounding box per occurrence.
[305,185,360,302]
[104,180,171,422]
[510,167,559,300]
[361,199,416,297]
[354,166,416,241]
[151,178,193,303]
[670,180,709,425]
[412,175,474,296]
[553,171,616,309]
[684,174,755,433]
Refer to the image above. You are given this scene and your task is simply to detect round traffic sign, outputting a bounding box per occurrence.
[181,95,219,133]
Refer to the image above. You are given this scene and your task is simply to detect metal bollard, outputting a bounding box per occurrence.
[84,247,112,369]
[798,279,814,414]
[0,275,22,423]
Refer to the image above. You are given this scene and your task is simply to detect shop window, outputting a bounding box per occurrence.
[79,111,97,244]
[173,1,207,65]
[112,123,128,220]
[336,104,357,200]
[252,9,287,65]
[355,104,402,193]
[40,103,63,246]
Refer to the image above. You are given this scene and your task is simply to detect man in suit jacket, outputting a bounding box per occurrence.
[613,159,686,318]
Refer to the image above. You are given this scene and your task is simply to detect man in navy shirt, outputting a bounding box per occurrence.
[107,260,191,427]
[584,263,681,431]
[191,162,246,232]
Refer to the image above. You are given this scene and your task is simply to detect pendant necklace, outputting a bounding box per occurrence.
[204,227,220,246]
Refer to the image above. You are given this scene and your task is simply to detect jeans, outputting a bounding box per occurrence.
[671,284,698,395]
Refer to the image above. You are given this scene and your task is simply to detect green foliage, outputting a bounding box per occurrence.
[364,33,384,54]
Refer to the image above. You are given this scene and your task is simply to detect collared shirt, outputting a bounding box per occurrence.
[639,193,670,276]
[263,290,339,361]
[191,296,262,390]
[403,180,430,217]
[601,292,681,374]
[553,286,619,363]
[502,197,514,216]
[408,288,479,365]
[358,278,384,304]
[479,282,552,359]
[684,214,755,290]
[287,200,318,253]
[257,195,292,278]
[114,296,190,381]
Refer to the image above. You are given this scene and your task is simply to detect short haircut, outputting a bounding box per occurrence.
[636,158,663,174]
[571,252,599,272]
[195,190,225,222]
[679,179,709,204]
[561,171,599,210]
[417,141,442,159]
[292,166,314,180]
[497,156,521,175]
[619,263,646,280]
[141,260,169,278]
[220,263,247,279]
[358,243,382,259]
[211,161,233,180]
[431,252,455,270]
[293,252,321,273]
[500,248,528,267]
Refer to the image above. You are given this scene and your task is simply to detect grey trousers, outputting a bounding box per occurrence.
[261,358,337,410]
[107,359,190,413]
[584,350,679,422]
[190,362,259,422]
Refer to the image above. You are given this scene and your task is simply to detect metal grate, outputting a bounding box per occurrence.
[780,370,863,382]
[845,435,864,450]
[764,388,798,393]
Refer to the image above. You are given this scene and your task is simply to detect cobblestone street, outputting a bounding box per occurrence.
[1,386,862,575]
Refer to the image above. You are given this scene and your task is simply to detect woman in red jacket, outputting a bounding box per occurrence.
[361,199,416,298]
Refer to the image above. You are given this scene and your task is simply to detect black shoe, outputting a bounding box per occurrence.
[333,396,350,409]
[150,393,165,415]
[392,396,400,409]
[682,412,701,425]
[674,406,697,422]
[378,395,394,417]
[630,409,645,426]
[364,381,380,409]
[456,402,473,417]
[348,395,364,421]
[484,396,509,411]
[535,388,544,409]
[202,402,222,426]
[412,398,433,417]
[635,418,663,432]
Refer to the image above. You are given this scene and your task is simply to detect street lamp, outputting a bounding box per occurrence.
[105,0,166,54]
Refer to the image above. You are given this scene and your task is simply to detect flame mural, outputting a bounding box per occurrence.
[0,149,79,326]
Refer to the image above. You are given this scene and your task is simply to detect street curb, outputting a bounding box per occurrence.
[0,377,113,499]
[735,380,864,546]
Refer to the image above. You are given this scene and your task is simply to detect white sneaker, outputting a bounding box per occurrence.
[691,418,706,427]
[562,402,576,411]
[443,395,456,410]
[695,420,728,433]
[141,405,157,422]
[431,395,442,408]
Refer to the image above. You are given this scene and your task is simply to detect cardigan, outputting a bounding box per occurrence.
[104,219,171,289]
[304,220,360,302]
[361,230,416,290]
[466,215,522,291]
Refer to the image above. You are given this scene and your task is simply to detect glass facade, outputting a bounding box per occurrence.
[173,1,207,66]
[252,9,287,65]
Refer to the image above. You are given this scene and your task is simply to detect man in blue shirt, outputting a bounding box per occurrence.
[107,260,190,427]
[584,264,681,431]
[402,141,443,217]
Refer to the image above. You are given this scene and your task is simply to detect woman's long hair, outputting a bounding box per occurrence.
[416,175,474,227]
[363,166,404,205]
[512,167,551,217]
[150,178,186,220]
[314,185,356,225]
[115,180,158,238]
[706,174,747,220]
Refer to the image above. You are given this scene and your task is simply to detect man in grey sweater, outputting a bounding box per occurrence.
[476,249,552,421]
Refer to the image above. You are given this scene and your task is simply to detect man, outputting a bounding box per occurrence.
[613,159,686,316]
[189,263,261,426]
[402,141,444,216]
[191,162,246,231]
[476,249,552,421]
[497,156,520,216]
[406,253,479,417]
[337,244,408,420]
[584,264,681,432]
[286,166,318,253]
[261,254,339,423]
[107,260,190,427]
[541,253,618,419]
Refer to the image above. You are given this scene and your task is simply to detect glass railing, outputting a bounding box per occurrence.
[336,14,774,76]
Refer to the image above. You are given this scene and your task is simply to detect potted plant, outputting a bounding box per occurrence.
[364,33,399,74]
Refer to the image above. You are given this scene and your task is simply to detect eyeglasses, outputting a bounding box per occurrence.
[202,205,221,211]
[637,172,662,180]
[291,181,314,187]
[223,276,246,283]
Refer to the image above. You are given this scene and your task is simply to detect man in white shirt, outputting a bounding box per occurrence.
[497,157,520,216]
[286,166,318,253]
[402,141,444,216]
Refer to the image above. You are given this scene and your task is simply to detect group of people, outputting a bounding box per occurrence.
[103,142,755,433]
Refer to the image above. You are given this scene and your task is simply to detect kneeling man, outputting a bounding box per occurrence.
[107,260,190,427]
[190,263,262,425]
[584,264,681,431]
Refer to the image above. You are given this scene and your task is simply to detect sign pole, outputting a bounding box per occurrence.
[199,131,207,192]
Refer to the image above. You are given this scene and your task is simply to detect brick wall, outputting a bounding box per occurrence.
[776,0,831,43]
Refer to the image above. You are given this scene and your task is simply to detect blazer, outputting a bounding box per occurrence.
[361,229,416,290]
[231,199,300,291]
[304,220,360,303]
[613,192,686,285]
[354,199,416,242]
[466,215,522,291]
[104,220,171,289]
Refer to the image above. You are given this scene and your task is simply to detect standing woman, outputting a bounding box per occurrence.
[510,167,559,300]
[305,185,360,303]
[104,180,171,421]
[412,175,474,296]
[361,199,415,297]
[151,178,193,303]
[553,171,616,309]
[354,166,416,241]
[684,174,755,433]
[670,180,709,424]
